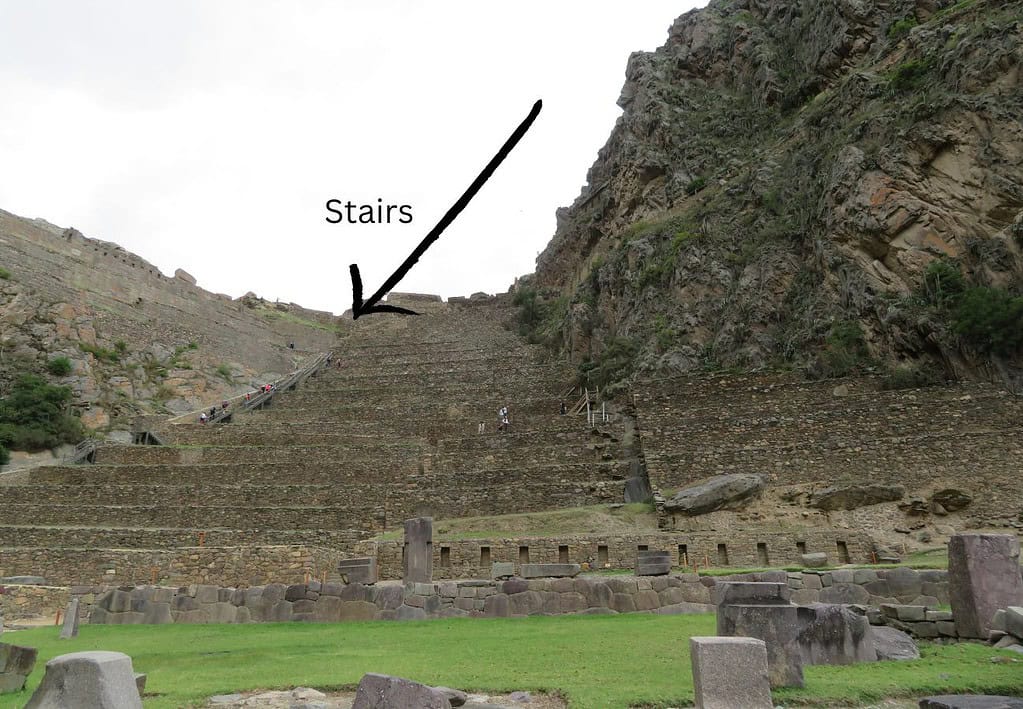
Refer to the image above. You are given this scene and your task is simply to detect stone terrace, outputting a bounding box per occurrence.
[635,373,1023,528]
[0,295,629,585]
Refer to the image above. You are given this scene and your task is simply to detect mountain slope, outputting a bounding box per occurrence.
[530,0,1023,391]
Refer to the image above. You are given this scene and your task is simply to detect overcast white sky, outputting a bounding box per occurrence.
[1,1,706,314]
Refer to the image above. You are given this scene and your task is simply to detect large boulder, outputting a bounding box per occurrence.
[809,484,904,511]
[871,626,919,661]
[352,673,452,708]
[795,604,877,665]
[663,474,765,515]
[930,489,972,513]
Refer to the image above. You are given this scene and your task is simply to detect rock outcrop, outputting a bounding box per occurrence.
[528,0,1023,389]
[664,474,765,515]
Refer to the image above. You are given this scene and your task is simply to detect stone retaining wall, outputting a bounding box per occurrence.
[358,531,875,580]
[0,545,340,587]
[83,566,949,625]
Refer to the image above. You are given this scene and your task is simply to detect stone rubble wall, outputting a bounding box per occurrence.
[78,566,951,626]
[0,545,339,588]
[867,603,958,640]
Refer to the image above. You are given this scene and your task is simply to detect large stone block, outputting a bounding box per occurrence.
[796,604,877,665]
[519,564,580,579]
[352,673,452,709]
[24,651,142,709]
[948,534,1023,639]
[491,562,515,579]
[0,642,38,692]
[402,517,433,584]
[717,603,803,687]
[338,558,378,585]
[714,582,791,606]
[690,636,773,709]
[636,551,672,576]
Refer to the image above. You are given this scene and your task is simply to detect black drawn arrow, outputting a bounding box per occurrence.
[349,99,543,319]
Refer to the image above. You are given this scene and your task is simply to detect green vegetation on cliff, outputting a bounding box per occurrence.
[0,373,83,453]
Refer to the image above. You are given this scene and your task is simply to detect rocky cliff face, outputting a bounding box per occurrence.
[0,208,337,438]
[531,0,1023,390]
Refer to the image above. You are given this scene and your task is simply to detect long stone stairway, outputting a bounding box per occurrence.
[0,294,627,585]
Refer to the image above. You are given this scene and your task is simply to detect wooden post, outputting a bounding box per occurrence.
[55,609,62,626]
[151,566,159,585]
[197,531,206,547]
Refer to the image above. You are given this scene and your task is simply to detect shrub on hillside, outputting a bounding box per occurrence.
[0,442,9,466]
[920,259,965,307]
[952,286,1023,355]
[47,356,72,376]
[880,363,942,390]
[817,320,869,377]
[0,374,84,451]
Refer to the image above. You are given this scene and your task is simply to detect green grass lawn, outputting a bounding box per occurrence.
[2,614,1021,708]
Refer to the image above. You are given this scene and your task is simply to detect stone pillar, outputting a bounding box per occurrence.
[402,517,433,584]
[715,582,803,688]
[59,597,80,639]
[948,534,1023,639]
[690,636,773,709]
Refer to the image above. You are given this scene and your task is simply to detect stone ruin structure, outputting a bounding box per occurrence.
[0,293,1020,603]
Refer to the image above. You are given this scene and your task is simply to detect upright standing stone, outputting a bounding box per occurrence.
[59,597,80,640]
[402,517,433,584]
[24,651,142,708]
[947,534,1023,639]
[690,636,773,709]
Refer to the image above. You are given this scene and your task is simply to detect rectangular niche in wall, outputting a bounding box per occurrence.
[440,546,451,568]
[480,546,491,567]
[717,543,729,566]
[837,540,851,564]
[519,546,530,565]
[757,542,769,565]
[597,545,608,567]
[678,544,689,566]
[558,545,569,564]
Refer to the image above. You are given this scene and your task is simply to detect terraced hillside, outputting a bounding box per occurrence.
[0,295,629,586]
[635,372,1023,543]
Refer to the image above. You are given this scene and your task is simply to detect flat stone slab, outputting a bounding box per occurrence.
[919,697,1023,708]
[519,564,580,579]
[490,563,515,579]
[24,650,142,708]
[0,576,47,585]
[690,636,773,709]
